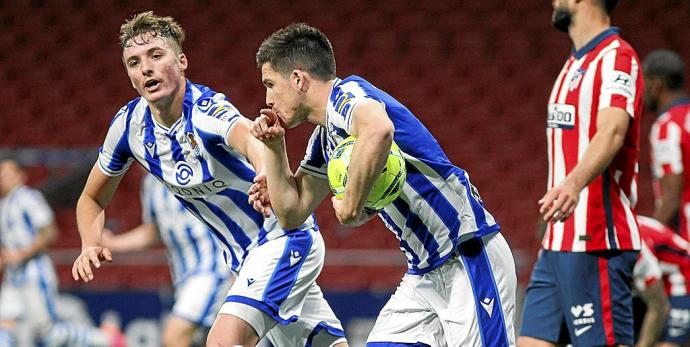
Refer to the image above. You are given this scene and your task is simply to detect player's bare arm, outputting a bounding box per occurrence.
[539,106,630,223]
[249,109,332,228]
[226,116,268,174]
[332,99,393,225]
[653,173,683,225]
[101,223,159,253]
[0,223,57,266]
[72,164,123,282]
[636,281,669,347]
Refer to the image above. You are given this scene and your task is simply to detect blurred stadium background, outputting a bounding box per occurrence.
[1,0,689,345]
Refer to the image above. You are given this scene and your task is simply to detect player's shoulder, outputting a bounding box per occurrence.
[188,82,240,122]
[597,34,639,62]
[15,185,47,204]
[110,97,144,125]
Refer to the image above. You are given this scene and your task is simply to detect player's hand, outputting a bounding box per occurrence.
[0,248,27,266]
[332,196,376,227]
[538,180,580,223]
[72,245,113,283]
[250,109,285,146]
[248,173,272,218]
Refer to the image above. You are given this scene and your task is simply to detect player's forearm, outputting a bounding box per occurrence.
[76,193,107,249]
[653,195,681,226]
[563,123,626,192]
[264,139,310,228]
[106,224,158,252]
[341,129,392,216]
[16,224,58,260]
[637,283,670,347]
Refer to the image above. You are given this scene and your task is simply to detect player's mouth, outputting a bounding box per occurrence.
[144,79,161,92]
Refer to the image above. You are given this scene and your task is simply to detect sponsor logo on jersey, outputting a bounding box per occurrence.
[174,161,194,185]
[603,71,635,99]
[480,297,494,317]
[164,178,230,197]
[547,103,576,129]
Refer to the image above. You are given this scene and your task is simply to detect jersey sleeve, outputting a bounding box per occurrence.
[633,241,662,292]
[298,127,328,179]
[650,117,683,177]
[331,80,383,134]
[98,105,135,177]
[192,93,243,148]
[23,190,55,229]
[597,48,641,118]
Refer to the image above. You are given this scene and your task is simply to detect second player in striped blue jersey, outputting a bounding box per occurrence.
[251,23,517,346]
[72,12,346,347]
[103,173,231,346]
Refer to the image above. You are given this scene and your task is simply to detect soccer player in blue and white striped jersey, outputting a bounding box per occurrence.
[0,159,123,346]
[251,23,517,346]
[103,173,231,346]
[71,12,346,347]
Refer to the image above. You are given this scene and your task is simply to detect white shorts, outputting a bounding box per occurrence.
[172,271,232,327]
[367,232,517,347]
[219,229,345,346]
[0,274,57,336]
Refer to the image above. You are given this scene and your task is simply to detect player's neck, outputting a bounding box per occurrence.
[569,11,610,51]
[306,79,336,127]
[148,80,186,128]
[659,90,689,113]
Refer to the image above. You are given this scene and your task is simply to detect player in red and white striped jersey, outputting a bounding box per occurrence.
[638,215,690,345]
[644,50,690,240]
[632,239,669,347]
[520,1,643,346]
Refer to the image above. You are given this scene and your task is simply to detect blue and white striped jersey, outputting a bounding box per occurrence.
[140,174,230,284]
[301,76,500,274]
[98,80,317,272]
[0,185,58,286]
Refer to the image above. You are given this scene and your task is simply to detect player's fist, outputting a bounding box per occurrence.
[250,109,285,146]
[538,179,580,223]
[72,245,113,283]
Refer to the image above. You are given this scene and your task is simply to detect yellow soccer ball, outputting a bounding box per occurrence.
[327,136,406,211]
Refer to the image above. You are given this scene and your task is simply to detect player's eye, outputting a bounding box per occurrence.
[152,54,162,59]
[128,60,138,68]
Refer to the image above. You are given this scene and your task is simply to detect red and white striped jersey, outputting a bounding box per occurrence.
[633,239,662,293]
[543,27,643,252]
[650,99,690,240]
[638,215,690,296]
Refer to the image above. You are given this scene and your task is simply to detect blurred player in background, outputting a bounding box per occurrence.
[637,215,690,347]
[71,11,346,347]
[250,23,516,346]
[0,158,125,346]
[519,0,643,346]
[632,239,669,347]
[102,173,231,347]
[645,50,690,238]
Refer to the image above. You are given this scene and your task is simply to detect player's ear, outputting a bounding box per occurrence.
[178,53,188,71]
[291,70,307,92]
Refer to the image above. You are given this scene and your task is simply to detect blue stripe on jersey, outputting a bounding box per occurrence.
[217,188,264,229]
[208,232,219,271]
[37,263,57,320]
[224,295,298,325]
[168,133,185,162]
[305,129,326,169]
[192,197,251,256]
[405,164,460,240]
[22,211,36,235]
[166,228,187,276]
[177,199,239,270]
[306,322,346,347]
[143,108,163,178]
[199,157,213,182]
[263,230,313,308]
[457,172,490,230]
[378,211,420,267]
[459,237,509,347]
[184,225,201,269]
[602,173,618,250]
[194,127,255,183]
[391,198,442,267]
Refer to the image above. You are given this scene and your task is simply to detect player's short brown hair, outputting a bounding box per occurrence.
[256,23,336,81]
[119,11,185,54]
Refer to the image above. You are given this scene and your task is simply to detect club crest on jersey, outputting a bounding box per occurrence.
[547,103,576,129]
[185,132,201,157]
[174,161,194,185]
[568,68,586,91]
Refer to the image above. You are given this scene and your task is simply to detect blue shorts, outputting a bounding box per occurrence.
[662,295,690,344]
[520,249,637,346]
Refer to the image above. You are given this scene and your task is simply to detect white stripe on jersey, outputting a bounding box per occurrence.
[98,81,317,272]
[0,186,57,285]
[141,174,229,284]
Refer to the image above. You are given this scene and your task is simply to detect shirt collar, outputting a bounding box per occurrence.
[572,27,619,59]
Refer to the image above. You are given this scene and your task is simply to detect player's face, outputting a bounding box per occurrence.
[122,33,187,105]
[644,77,661,112]
[552,0,575,33]
[0,161,25,196]
[261,63,309,129]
